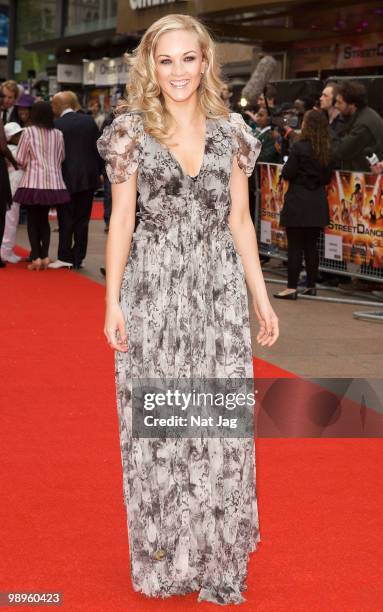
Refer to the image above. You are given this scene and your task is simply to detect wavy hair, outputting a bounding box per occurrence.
[116,14,229,142]
[300,109,332,166]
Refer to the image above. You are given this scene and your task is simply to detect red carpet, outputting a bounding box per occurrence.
[0,260,382,611]
[90,200,105,220]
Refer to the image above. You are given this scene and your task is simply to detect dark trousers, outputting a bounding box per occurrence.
[103,176,112,227]
[0,207,5,259]
[286,226,321,289]
[57,189,94,266]
[26,206,50,259]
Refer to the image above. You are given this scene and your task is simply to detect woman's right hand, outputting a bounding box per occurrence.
[104,301,128,352]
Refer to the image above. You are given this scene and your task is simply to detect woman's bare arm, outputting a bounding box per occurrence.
[228,158,279,346]
[104,172,137,351]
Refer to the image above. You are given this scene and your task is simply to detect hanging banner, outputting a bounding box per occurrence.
[258,164,383,269]
[129,0,179,8]
[57,64,83,84]
[292,33,383,73]
[83,57,129,86]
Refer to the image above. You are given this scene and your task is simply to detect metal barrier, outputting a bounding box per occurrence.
[253,163,383,317]
[353,311,383,322]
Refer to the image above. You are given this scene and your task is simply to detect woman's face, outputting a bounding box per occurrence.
[255,108,269,128]
[154,29,206,105]
[17,107,31,125]
[294,98,305,115]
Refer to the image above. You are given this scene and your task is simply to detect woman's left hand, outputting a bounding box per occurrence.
[252,298,279,347]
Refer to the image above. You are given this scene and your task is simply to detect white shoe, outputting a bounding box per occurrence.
[2,252,21,263]
[47,259,73,269]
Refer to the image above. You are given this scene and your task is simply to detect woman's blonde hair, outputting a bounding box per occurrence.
[117,14,229,142]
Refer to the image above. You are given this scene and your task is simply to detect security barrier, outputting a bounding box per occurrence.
[255,163,383,285]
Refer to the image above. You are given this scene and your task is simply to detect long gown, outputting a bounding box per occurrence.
[97,110,262,605]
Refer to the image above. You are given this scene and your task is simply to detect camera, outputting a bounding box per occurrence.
[366,152,379,166]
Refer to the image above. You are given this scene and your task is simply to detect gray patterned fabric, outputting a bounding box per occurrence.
[97,111,262,605]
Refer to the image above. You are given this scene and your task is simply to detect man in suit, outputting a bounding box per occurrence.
[49,91,103,269]
[1,80,20,124]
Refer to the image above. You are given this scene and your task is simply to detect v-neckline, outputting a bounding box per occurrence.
[162,117,210,180]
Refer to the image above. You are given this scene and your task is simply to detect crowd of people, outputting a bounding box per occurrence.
[226,79,383,295]
[0,81,107,270]
[235,79,383,172]
[1,76,383,294]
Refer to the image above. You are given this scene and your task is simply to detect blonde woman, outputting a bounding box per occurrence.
[97,14,279,605]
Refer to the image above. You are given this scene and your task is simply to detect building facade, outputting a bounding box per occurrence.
[7,0,128,102]
[0,0,9,79]
[4,1,383,106]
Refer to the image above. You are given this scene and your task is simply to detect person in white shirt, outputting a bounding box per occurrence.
[1,122,24,263]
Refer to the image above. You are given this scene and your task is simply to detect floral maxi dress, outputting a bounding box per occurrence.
[97,111,262,605]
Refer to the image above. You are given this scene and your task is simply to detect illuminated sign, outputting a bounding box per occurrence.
[0,5,8,56]
[129,0,179,9]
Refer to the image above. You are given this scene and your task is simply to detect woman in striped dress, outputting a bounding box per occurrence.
[14,101,70,270]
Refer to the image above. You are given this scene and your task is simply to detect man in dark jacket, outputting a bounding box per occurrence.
[49,91,103,269]
[319,81,347,140]
[333,81,383,172]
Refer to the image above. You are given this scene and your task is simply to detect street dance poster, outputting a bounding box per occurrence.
[259,163,383,271]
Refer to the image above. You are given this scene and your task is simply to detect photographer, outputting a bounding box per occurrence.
[271,103,301,161]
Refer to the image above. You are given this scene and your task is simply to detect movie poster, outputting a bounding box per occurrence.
[259,164,383,270]
[326,171,383,268]
[258,164,287,250]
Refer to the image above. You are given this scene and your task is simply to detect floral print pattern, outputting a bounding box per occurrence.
[97,112,262,605]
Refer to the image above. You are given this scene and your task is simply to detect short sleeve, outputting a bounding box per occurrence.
[229,112,262,177]
[96,112,143,184]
